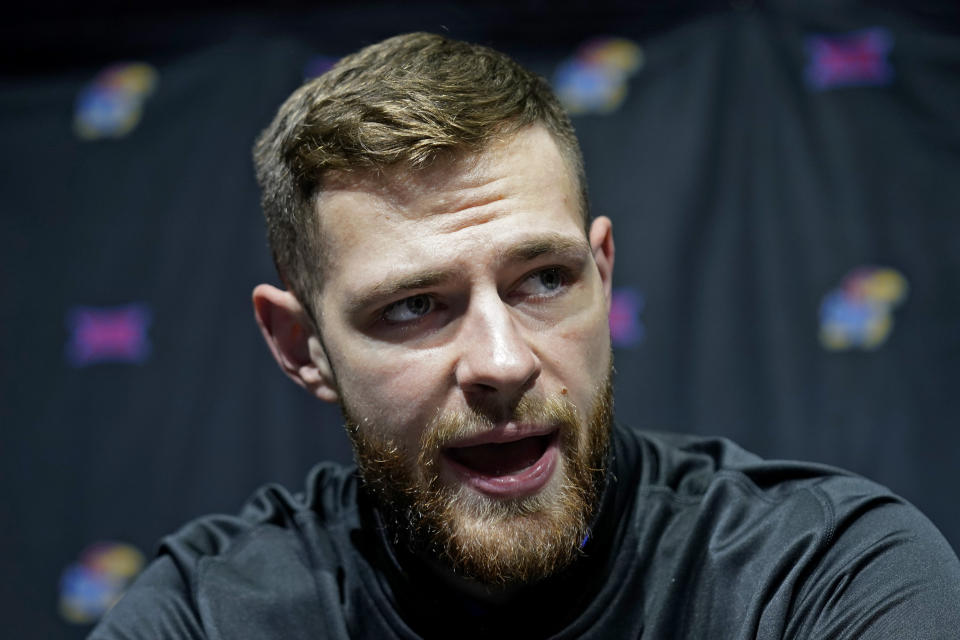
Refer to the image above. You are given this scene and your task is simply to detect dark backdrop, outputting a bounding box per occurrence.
[2,1,958,636]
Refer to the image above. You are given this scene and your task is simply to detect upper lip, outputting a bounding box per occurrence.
[443,423,558,449]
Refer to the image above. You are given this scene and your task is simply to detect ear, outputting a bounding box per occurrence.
[252,284,339,403]
[589,216,615,311]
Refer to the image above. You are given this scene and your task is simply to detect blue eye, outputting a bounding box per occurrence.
[383,294,434,323]
[515,267,567,298]
[538,268,563,291]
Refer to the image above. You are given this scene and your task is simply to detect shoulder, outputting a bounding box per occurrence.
[90,462,360,640]
[619,424,952,550]
[155,461,360,582]
[614,425,960,637]
[618,424,906,513]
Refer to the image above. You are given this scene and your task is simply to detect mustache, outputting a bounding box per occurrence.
[418,393,581,459]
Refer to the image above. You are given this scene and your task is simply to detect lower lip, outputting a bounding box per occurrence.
[441,438,560,498]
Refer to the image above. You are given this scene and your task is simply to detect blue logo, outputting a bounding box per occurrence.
[554,38,644,115]
[819,266,908,351]
[75,63,158,139]
[303,55,339,80]
[59,542,145,624]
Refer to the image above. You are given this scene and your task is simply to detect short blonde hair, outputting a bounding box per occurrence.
[253,32,588,315]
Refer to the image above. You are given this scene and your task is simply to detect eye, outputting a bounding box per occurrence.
[515,267,568,298]
[382,294,434,324]
[537,268,564,292]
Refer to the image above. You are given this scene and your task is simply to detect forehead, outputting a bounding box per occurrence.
[313,125,584,288]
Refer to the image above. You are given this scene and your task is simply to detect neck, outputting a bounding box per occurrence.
[406,542,530,606]
[360,449,622,637]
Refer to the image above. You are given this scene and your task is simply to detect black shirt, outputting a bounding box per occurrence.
[90,424,960,639]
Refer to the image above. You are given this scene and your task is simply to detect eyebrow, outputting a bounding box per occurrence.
[346,233,590,314]
[498,233,589,263]
[346,269,452,315]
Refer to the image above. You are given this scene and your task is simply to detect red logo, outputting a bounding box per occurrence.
[66,304,152,367]
[609,288,645,348]
[806,28,893,90]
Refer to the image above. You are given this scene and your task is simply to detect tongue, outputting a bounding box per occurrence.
[447,437,546,476]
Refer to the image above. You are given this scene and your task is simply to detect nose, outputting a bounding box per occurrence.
[454,292,541,407]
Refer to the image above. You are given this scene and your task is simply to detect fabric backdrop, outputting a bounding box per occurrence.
[2,1,958,636]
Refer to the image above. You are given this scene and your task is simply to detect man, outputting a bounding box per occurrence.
[92,32,960,639]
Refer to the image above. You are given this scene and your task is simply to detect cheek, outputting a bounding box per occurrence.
[335,347,448,441]
[550,308,611,400]
[556,299,611,363]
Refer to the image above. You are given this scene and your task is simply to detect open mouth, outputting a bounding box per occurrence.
[446,433,553,476]
[442,430,560,497]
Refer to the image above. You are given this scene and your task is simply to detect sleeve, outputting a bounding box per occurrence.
[88,555,207,640]
[787,492,960,640]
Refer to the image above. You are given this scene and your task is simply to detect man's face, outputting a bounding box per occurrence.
[312,125,615,585]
